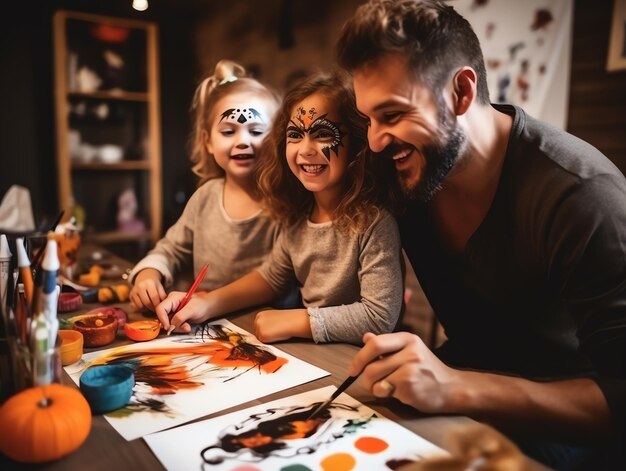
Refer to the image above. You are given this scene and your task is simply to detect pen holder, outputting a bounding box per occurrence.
[31,335,62,387]
[1,291,33,401]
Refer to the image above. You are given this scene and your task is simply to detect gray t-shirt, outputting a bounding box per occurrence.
[258,209,403,344]
[130,178,279,290]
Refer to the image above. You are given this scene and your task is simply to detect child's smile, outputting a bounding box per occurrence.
[286,92,350,198]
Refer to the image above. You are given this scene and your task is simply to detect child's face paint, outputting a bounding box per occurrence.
[207,91,273,181]
[285,92,350,198]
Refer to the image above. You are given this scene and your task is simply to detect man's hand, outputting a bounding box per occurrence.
[350,332,463,414]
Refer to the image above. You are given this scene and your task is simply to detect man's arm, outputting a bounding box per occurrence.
[351,332,613,444]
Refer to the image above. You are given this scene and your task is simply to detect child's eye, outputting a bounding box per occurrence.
[286,131,302,140]
[250,129,265,137]
[220,129,235,136]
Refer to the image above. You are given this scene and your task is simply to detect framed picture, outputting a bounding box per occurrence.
[607,0,626,71]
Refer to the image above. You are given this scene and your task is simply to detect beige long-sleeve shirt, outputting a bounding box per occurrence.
[130,178,279,290]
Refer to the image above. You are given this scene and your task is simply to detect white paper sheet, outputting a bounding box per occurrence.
[145,385,448,470]
[65,319,329,441]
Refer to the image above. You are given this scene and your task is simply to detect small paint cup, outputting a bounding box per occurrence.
[73,314,118,348]
[79,365,134,414]
[58,329,84,365]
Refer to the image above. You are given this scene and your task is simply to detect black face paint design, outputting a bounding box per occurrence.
[220,108,264,124]
[287,107,346,161]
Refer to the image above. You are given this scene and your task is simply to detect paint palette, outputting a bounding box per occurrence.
[144,386,448,470]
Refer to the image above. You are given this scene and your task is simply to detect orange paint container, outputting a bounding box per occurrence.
[58,329,84,365]
[73,314,118,348]
[124,320,161,342]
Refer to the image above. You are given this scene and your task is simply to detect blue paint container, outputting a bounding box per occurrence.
[79,365,135,414]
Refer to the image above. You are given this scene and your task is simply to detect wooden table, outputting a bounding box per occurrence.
[0,245,549,470]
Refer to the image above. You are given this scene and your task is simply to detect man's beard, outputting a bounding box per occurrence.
[399,114,466,203]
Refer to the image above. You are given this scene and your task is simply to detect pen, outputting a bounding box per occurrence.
[0,234,11,317]
[15,237,34,305]
[167,263,209,336]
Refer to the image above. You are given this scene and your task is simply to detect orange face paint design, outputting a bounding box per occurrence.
[354,436,389,454]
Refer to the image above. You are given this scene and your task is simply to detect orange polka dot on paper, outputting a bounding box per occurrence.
[354,436,389,454]
[320,452,356,471]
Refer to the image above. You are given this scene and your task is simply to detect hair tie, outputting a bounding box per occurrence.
[219,75,238,85]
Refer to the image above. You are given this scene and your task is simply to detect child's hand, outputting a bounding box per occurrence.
[254,309,311,343]
[155,291,211,334]
[130,268,166,312]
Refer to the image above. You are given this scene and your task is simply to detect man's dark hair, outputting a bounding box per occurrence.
[336,0,490,104]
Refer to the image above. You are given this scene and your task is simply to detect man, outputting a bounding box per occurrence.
[336,0,626,469]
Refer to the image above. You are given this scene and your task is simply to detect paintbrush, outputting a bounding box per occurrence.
[166,263,209,335]
[307,374,359,420]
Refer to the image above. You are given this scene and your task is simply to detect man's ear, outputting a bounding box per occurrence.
[203,129,212,155]
[452,67,477,116]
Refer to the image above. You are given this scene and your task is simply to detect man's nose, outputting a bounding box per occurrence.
[367,122,391,153]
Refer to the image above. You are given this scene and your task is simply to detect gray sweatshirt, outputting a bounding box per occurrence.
[258,209,403,344]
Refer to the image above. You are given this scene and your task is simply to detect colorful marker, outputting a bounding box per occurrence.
[15,237,34,305]
[30,237,60,385]
[0,234,11,328]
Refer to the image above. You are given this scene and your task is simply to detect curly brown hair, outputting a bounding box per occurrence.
[256,69,383,234]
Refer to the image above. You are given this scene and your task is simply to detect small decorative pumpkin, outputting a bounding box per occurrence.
[0,383,91,463]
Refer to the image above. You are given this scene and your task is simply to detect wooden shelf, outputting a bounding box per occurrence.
[53,10,162,255]
[71,161,152,171]
[68,90,150,102]
[83,230,152,245]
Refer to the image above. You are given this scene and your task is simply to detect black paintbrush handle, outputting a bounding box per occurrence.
[308,374,359,419]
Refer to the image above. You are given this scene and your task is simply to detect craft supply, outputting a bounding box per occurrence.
[58,329,83,365]
[125,319,160,341]
[78,265,103,287]
[307,374,359,420]
[167,263,209,336]
[85,306,128,331]
[30,210,64,276]
[57,291,83,313]
[15,237,34,305]
[0,234,11,318]
[80,283,129,304]
[72,314,118,348]
[60,307,128,333]
[30,238,61,385]
[79,365,134,414]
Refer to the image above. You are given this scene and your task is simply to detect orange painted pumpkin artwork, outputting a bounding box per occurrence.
[0,384,91,463]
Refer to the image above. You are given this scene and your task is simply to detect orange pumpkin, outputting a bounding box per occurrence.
[0,383,91,463]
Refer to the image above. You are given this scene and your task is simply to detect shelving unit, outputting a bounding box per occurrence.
[53,10,161,255]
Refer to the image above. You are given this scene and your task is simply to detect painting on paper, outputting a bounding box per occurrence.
[64,319,329,441]
[145,386,448,470]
